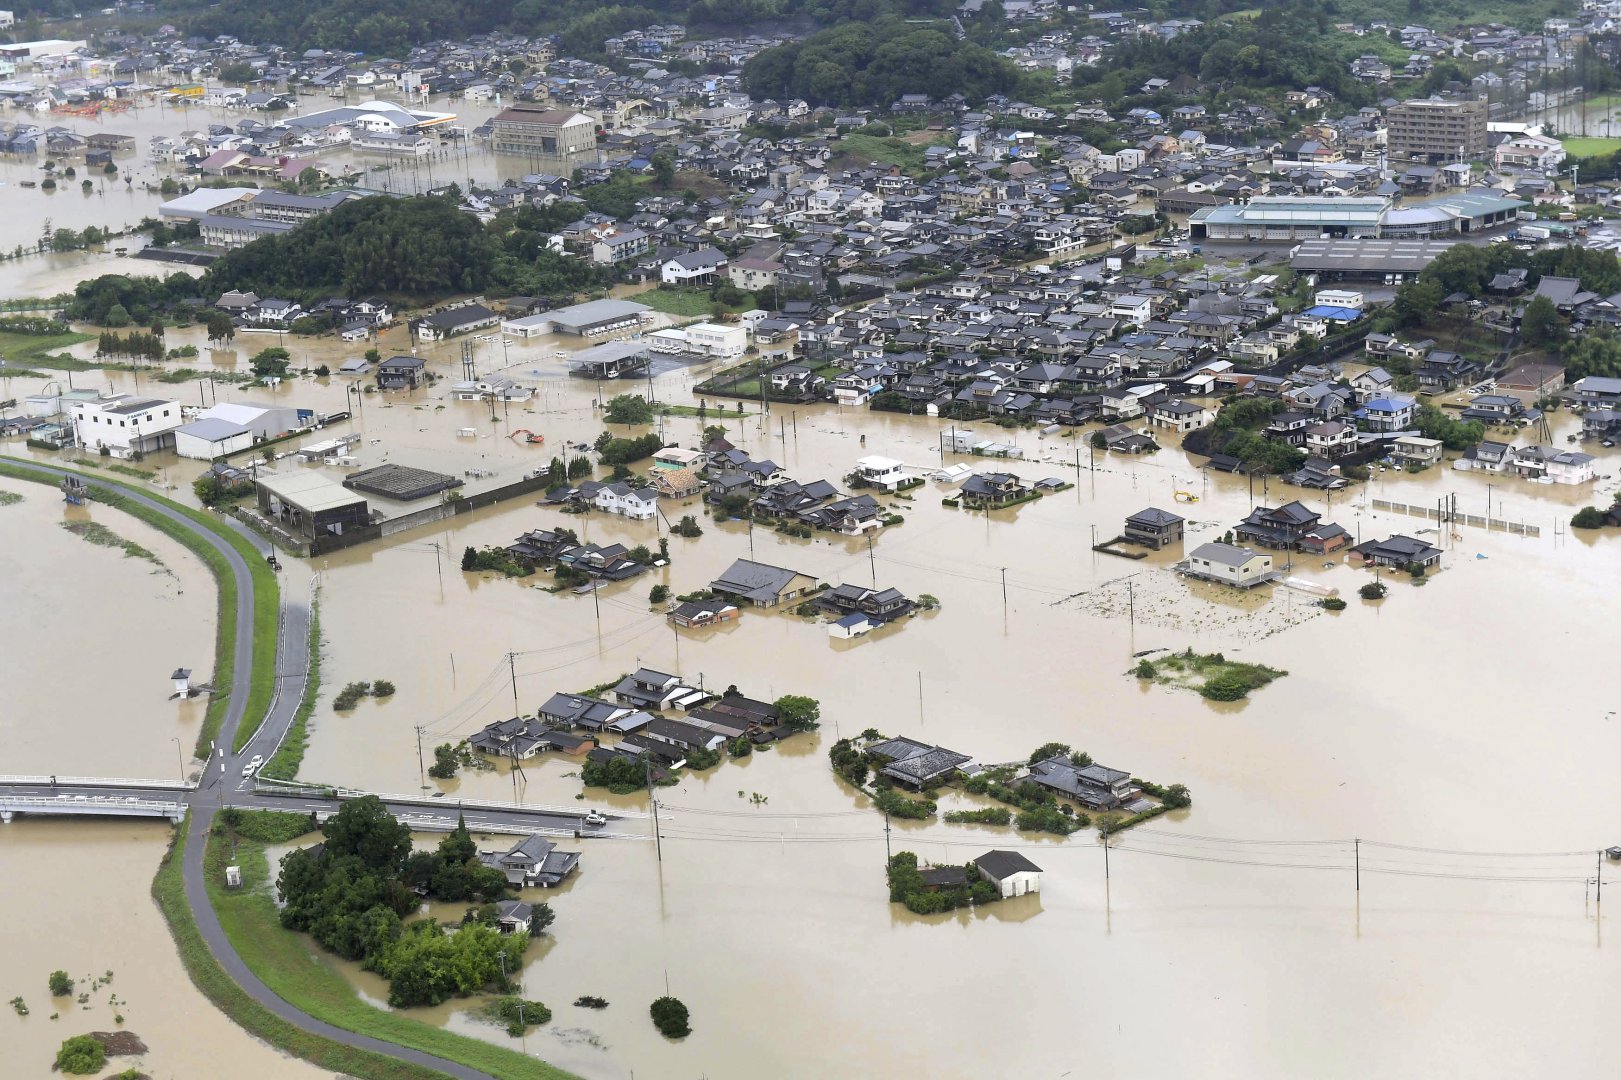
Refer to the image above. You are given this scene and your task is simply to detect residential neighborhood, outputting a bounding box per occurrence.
[6,2,1621,1079]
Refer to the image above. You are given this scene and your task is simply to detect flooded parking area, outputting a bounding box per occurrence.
[5,303,1621,1077]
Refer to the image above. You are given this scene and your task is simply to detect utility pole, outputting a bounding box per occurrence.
[414,724,427,789]
[1354,837,1360,892]
[1127,578,1135,630]
[591,580,602,631]
[430,541,443,589]
[1599,851,1604,906]
[883,809,892,864]
[507,651,519,714]
[1102,828,1110,881]
[866,532,877,588]
[1000,566,1008,615]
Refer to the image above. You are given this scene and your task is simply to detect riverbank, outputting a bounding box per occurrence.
[202,815,579,1080]
[151,814,459,1080]
[0,457,279,756]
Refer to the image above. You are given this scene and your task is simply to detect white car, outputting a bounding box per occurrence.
[583,811,607,827]
[242,755,263,777]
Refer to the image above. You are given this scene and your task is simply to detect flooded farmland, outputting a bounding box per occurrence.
[5,298,1621,1077]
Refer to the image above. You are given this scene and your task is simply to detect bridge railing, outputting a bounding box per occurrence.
[250,782,649,820]
[223,802,642,841]
[0,775,194,791]
[0,795,185,810]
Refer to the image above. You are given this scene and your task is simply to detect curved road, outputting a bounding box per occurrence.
[5,460,500,1080]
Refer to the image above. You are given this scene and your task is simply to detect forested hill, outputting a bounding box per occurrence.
[1157,0,1573,32]
[742,19,1026,108]
[169,0,963,55]
[196,195,601,303]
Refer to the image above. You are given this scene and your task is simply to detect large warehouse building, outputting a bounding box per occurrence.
[1191,191,1525,243]
[1289,238,1458,283]
[502,299,650,339]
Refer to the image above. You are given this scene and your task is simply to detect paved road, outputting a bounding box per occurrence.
[2,460,502,1080]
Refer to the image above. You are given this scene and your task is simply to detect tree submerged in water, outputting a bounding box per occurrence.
[650,995,691,1038]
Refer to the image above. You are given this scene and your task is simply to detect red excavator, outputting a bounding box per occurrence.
[508,429,545,445]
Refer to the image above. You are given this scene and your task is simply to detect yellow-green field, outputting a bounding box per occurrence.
[1560,136,1621,159]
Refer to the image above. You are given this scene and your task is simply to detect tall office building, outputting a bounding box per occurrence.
[1386,97,1488,163]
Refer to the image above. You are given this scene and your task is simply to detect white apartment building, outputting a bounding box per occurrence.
[70,395,183,458]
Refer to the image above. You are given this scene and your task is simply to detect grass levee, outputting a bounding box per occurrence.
[204,825,579,1080]
[151,814,458,1080]
[0,328,95,370]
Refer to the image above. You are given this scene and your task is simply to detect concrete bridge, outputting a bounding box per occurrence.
[0,775,644,839]
[0,775,192,823]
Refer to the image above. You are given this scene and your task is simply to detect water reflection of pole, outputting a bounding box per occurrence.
[644,755,662,863]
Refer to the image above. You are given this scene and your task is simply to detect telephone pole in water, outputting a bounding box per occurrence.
[414,724,427,789]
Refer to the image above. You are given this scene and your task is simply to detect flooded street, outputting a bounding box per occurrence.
[5,298,1621,1075]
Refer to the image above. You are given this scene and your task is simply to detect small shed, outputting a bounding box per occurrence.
[171,667,193,697]
[975,849,1043,898]
[829,612,873,639]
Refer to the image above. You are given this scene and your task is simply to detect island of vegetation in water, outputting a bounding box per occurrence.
[1133,649,1286,702]
[276,797,553,1009]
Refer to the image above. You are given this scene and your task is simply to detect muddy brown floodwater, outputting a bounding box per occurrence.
[0,817,325,1080]
[0,85,543,291]
[6,306,1621,1077]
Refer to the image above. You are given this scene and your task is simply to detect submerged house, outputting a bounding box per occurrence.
[710,558,820,607]
[1351,533,1441,569]
[1023,756,1139,811]
[866,736,978,789]
[478,833,581,888]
